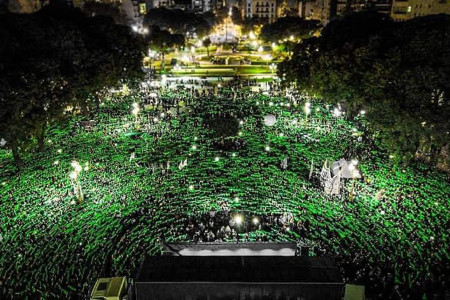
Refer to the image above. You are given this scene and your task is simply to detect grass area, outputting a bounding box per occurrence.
[170,66,272,76]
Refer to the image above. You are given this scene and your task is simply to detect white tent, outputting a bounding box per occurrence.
[331,159,361,179]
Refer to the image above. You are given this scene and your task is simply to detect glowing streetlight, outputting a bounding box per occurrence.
[234,214,243,225]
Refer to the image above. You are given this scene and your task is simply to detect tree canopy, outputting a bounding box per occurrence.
[0,4,145,166]
[82,1,124,24]
[260,16,320,43]
[279,12,450,165]
[148,26,185,65]
[143,7,211,38]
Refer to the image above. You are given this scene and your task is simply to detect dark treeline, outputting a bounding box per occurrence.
[260,16,321,42]
[279,12,450,170]
[143,7,211,38]
[0,4,146,167]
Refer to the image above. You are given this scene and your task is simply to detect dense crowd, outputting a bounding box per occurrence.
[0,79,449,299]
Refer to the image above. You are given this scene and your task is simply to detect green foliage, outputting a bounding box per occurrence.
[82,1,123,23]
[231,6,243,25]
[0,4,145,166]
[149,26,185,51]
[143,8,211,38]
[241,16,263,35]
[203,37,212,57]
[280,12,450,164]
[260,17,320,43]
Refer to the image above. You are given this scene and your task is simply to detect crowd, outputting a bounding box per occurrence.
[0,79,448,299]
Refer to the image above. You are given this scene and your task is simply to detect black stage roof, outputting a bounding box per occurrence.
[136,256,341,283]
[134,243,343,300]
[134,256,343,300]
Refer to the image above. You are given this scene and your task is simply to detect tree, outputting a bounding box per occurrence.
[260,16,321,43]
[0,4,145,167]
[82,1,124,24]
[241,16,263,35]
[143,8,211,38]
[203,37,212,57]
[148,26,185,69]
[200,11,218,27]
[278,37,320,89]
[280,12,450,165]
[231,6,243,25]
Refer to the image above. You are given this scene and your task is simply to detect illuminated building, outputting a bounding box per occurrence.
[391,0,450,21]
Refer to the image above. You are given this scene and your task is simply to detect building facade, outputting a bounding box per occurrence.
[300,0,393,25]
[308,0,337,25]
[391,0,450,21]
[243,0,277,23]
